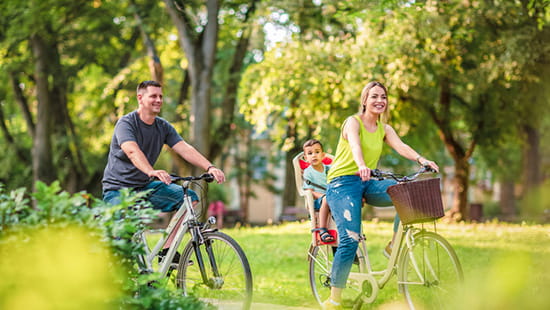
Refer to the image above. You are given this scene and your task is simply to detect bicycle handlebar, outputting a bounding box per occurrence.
[370,165,436,182]
[169,173,215,183]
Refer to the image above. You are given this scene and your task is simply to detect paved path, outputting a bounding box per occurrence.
[250,303,317,310]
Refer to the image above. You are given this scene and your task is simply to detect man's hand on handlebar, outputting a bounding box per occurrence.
[148,169,172,184]
[208,167,225,184]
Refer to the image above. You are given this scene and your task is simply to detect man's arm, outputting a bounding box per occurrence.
[171,141,225,183]
[120,141,174,184]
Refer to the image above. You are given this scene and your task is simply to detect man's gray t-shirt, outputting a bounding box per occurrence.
[102,111,183,191]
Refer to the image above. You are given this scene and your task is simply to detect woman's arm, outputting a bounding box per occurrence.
[342,116,371,180]
[384,124,439,172]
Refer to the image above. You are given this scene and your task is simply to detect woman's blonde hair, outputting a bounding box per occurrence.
[360,81,390,124]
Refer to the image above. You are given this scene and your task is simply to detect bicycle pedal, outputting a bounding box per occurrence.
[187,260,194,266]
[139,268,154,275]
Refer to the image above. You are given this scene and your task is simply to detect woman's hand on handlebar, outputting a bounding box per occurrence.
[420,159,439,173]
[357,165,371,181]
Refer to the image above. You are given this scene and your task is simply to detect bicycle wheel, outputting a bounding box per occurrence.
[397,231,463,309]
[176,231,253,310]
[308,243,367,308]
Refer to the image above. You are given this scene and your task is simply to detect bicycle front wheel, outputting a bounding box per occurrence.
[397,231,463,309]
[308,243,366,308]
[176,231,253,310]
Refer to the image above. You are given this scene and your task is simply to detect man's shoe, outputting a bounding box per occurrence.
[322,298,342,310]
[158,248,181,264]
[383,241,392,259]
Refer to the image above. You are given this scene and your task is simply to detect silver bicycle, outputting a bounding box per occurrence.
[135,173,253,310]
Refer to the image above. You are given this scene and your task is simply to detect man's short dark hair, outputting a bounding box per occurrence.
[137,80,162,93]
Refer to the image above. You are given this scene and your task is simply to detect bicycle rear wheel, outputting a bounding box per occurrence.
[398,231,463,309]
[308,243,366,308]
[176,231,253,310]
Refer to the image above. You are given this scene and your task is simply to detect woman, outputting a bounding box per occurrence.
[323,81,439,309]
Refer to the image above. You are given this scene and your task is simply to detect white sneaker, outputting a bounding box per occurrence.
[322,299,342,310]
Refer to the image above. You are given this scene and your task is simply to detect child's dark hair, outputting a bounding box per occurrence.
[303,139,323,150]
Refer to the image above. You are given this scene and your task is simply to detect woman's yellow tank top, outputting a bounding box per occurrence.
[327,115,385,183]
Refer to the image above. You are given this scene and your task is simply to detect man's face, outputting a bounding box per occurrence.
[138,86,163,114]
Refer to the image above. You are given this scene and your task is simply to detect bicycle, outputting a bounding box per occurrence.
[308,166,463,309]
[134,173,253,310]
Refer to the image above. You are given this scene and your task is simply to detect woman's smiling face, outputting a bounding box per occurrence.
[364,85,387,115]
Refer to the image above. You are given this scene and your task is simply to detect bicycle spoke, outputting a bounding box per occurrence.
[398,232,463,309]
[176,231,252,310]
[309,244,366,308]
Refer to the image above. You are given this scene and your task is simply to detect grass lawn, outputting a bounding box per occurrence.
[223,220,550,309]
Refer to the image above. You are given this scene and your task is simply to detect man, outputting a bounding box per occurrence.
[102,80,225,261]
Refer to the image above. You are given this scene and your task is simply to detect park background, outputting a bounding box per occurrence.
[0,0,549,309]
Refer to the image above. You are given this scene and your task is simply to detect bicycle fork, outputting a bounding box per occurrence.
[190,225,224,289]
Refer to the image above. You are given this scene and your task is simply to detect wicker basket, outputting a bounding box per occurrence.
[387,178,445,225]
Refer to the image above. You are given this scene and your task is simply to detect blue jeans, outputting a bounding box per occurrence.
[103,181,199,212]
[325,175,398,288]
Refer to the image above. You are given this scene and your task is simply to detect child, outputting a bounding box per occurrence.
[302,139,335,243]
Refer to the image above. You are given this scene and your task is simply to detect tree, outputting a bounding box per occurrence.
[0,0,140,192]
[239,0,549,220]
[356,0,549,220]
[239,0,377,210]
[162,0,259,171]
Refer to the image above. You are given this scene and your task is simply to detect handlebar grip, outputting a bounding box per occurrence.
[423,165,436,173]
[200,173,215,183]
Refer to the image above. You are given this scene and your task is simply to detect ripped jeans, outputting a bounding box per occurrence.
[325,175,397,288]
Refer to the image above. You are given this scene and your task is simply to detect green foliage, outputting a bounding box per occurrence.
[239,39,353,152]
[207,182,229,204]
[0,182,213,309]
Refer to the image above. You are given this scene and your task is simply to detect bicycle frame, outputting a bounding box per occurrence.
[139,183,200,276]
[346,223,420,303]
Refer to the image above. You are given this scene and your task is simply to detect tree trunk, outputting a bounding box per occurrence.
[210,0,259,160]
[449,157,470,220]
[9,72,35,138]
[30,34,56,187]
[133,6,163,84]
[522,124,542,192]
[499,180,517,220]
[428,78,476,221]
[30,32,86,192]
[164,0,219,177]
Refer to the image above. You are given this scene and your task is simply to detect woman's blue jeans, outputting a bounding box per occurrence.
[325,175,398,288]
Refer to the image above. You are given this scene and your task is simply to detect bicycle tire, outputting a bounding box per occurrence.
[176,231,253,310]
[397,231,463,309]
[308,243,367,308]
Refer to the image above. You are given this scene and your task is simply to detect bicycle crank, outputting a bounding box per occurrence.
[349,272,379,304]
